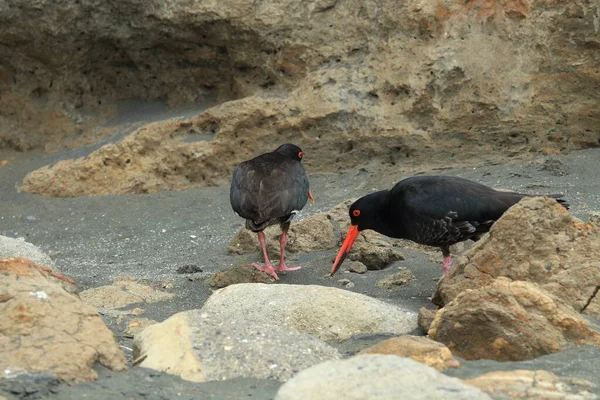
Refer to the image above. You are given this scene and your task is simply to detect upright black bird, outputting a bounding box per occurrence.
[331,175,568,276]
[230,144,314,280]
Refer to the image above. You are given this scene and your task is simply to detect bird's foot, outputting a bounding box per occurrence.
[252,263,280,280]
[442,256,453,275]
[275,262,301,272]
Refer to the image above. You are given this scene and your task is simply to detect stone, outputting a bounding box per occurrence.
[205,264,274,289]
[8,1,599,196]
[428,278,600,361]
[79,275,175,310]
[0,258,126,381]
[0,235,56,269]
[337,278,355,288]
[274,355,491,400]
[133,310,340,382]
[465,370,597,400]
[418,307,438,333]
[201,283,417,341]
[347,261,367,274]
[434,197,600,320]
[376,269,414,290]
[348,241,405,271]
[359,336,460,371]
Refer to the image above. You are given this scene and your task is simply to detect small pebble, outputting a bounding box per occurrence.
[338,278,355,288]
[347,261,367,274]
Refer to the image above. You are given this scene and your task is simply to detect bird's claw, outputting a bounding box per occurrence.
[251,263,280,280]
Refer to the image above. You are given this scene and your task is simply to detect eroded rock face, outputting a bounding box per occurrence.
[11,0,599,196]
[434,197,600,320]
[200,283,417,341]
[428,278,600,362]
[133,310,341,382]
[0,258,126,381]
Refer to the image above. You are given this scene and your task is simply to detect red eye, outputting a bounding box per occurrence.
[298,151,303,159]
[352,209,361,217]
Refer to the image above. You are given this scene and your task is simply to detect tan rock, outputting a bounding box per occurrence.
[429,278,600,361]
[0,258,126,381]
[434,197,600,320]
[376,269,414,290]
[465,370,597,400]
[80,275,175,310]
[418,307,438,333]
[205,264,275,289]
[359,336,460,371]
[347,261,368,274]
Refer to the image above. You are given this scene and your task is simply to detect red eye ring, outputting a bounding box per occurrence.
[352,209,361,217]
[298,151,303,159]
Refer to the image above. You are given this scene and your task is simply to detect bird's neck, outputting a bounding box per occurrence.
[365,191,397,237]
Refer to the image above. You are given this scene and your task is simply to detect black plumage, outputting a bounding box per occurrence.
[230,143,312,279]
[331,175,568,276]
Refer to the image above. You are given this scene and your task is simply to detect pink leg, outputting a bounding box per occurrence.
[275,230,301,272]
[442,255,453,275]
[251,231,279,280]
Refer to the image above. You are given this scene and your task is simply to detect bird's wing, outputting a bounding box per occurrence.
[230,161,309,222]
[397,177,523,223]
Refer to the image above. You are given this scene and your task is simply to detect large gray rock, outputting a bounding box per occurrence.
[0,235,55,268]
[274,354,491,400]
[200,283,417,341]
[133,310,340,382]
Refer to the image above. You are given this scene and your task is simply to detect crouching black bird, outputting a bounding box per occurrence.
[331,175,568,276]
[230,144,314,280]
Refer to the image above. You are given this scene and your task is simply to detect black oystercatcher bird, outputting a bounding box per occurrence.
[331,175,568,277]
[230,144,314,280]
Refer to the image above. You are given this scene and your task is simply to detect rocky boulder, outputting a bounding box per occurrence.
[359,336,460,371]
[428,278,600,361]
[133,310,340,382]
[0,258,126,381]
[274,355,491,400]
[200,283,417,340]
[433,197,600,320]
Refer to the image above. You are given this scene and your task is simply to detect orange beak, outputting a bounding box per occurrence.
[330,225,360,277]
[308,189,315,205]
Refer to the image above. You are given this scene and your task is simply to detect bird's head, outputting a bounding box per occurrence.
[274,143,305,162]
[330,191,387,276]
